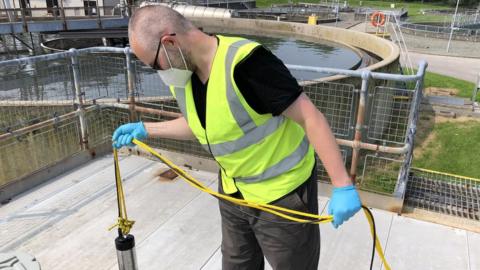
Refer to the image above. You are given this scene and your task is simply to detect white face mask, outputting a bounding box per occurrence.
[157,43,192,88]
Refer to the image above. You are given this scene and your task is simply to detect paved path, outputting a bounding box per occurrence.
[408,52,480,83]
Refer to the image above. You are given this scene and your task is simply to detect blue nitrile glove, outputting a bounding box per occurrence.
[328,185,362,229]
[112,122,148,149]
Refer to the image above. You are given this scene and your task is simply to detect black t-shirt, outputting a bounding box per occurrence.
[191,45,302,128]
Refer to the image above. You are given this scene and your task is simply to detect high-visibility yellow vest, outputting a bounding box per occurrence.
[170,35,315,203]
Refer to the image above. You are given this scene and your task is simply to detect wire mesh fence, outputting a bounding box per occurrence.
[0,47,430,211]
[0,119,81,186]
[0,57,74,102]
[303,81,355,139]
[406,168,480,221]
[78,55,128,102]
[400,23,480,42]
[360,154,403,195]
[315,148,348,183]
[133,59,171,100]
[367,86,415,145]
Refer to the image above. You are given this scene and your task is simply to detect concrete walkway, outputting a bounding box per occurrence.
[408,52,480,83]
[1,154,479,270]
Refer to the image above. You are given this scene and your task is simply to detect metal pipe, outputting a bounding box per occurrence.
[124,47,137,122]
[0,106,98,141]
[349,70,370,182]
[59,0,67,30]
[70,48,89,150]
[0,96,174,106]
[336,139,409,154]
[115,234,138,270]
[109,103,182,119]
[0,47,426,84]
[446,0,460,52]
[286,64,422,82]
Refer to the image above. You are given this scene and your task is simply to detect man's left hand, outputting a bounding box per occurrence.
[328,185,362,228]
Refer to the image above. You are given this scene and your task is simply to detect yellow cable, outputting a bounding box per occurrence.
[109,148,135,235]
[113,139,392,268]
[133,139,332,223]
[363,208,391,270]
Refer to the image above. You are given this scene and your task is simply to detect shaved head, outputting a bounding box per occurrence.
[128,5,194,53]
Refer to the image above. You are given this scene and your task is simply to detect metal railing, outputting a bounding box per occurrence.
[0,47,427,203]
[0,5,127,21]
[233,5,338,21]
[473,72,480,103]
[0,4,130,34]
[399,22,480,42]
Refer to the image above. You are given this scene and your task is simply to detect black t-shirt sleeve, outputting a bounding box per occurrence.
[233,46,302,116]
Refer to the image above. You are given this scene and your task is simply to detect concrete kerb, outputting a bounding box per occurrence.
[190,17,401,83]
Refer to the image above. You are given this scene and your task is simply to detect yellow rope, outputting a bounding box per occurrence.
[111,138,392,268]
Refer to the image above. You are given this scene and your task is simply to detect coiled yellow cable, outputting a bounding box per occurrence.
[112,138,391,270]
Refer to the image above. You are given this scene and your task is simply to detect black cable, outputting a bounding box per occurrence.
[362,206,376,270]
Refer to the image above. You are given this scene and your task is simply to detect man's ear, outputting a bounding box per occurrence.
[161,34,176,47]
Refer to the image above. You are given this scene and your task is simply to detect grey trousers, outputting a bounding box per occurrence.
[218,167,320,270]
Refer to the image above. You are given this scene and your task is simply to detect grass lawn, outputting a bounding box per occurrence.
[422,70,478,101]
[413,117,480,179]
[256,0,453,23]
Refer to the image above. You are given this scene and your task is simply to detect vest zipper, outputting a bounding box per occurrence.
[204,129,238,191]
[204,130,227,174]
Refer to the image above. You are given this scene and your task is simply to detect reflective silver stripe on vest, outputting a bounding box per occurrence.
[225,39,258,133]
[235,136,310,183]
[174,87,188,122]
[204,116,285,156]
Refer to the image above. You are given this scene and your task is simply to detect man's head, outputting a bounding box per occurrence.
[128,5,195,71]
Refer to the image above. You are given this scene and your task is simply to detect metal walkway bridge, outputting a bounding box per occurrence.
[0,6,129,34]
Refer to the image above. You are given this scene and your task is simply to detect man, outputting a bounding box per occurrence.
[113,5,361,270]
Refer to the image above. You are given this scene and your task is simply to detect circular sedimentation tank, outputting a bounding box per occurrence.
[39,18,399,85]
[191,18,400,78]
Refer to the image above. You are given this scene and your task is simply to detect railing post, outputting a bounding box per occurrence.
[95,0,102,29]
[20,7,28,32]
[69,48,89,150]
[59,0,67,30]
[472,72,480,103]
[394,61,427,197]
[125,47,137,122]
[350,70,370,182]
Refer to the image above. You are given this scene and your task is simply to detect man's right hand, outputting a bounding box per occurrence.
[112,122,148,149]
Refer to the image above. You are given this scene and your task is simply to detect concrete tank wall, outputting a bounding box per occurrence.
[190,18,401,80]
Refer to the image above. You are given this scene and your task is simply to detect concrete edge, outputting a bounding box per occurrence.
[0,143,112,204]
[191,17,400,82]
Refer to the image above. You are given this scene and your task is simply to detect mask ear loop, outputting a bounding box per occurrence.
[161,43,190,71]
[177,46,190,70]
[161,43,174,69]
